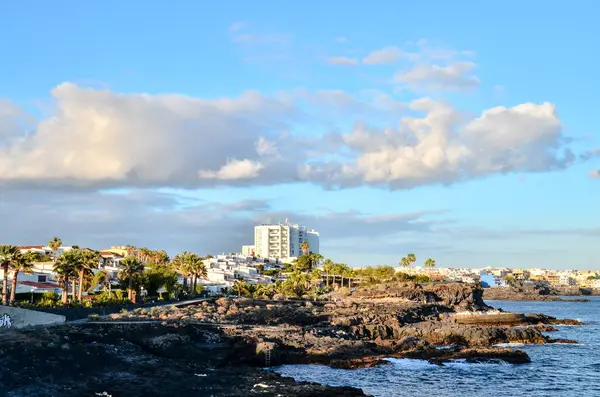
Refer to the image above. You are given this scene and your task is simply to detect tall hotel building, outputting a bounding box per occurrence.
[253,221,319,260]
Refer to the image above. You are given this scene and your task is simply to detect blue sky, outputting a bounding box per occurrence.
[1,1,599,269]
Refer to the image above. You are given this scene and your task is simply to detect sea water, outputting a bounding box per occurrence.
[273,297,600,396]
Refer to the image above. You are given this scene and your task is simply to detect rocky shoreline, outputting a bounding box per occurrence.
[483,286,591,302]
[0,283,584,396]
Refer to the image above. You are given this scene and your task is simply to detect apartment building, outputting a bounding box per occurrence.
[253,221,319,260]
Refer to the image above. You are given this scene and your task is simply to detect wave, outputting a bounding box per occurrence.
[385,358,436,370]
[493,343,525,347]
[385,357,510,370]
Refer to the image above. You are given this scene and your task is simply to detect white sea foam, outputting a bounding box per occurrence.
[385,358,437,370]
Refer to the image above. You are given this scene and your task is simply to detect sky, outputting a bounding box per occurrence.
[1,1,599,269]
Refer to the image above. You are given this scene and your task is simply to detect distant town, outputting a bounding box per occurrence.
[1,220,599,305]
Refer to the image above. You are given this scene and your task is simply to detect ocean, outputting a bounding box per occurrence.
[273,297,600,396]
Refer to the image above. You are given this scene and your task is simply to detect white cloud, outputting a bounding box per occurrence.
[0,83,300,188]
[0,84,577,191]
[198,159,264,180]
[301,99,573,189]
[327,56,359,66]
[363,46,417,64]
[589,169,600,179]
[334,36,348,43]
[394,61,480,91]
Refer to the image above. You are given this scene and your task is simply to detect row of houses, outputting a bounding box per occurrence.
[0,245,129,297]
[482,268,600,288]
[1,245,288,298]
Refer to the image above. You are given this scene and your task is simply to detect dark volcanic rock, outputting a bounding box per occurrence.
[483,286,590,302]
[352,283,491,311]
[3,282,580,396]
[0,323,367,397]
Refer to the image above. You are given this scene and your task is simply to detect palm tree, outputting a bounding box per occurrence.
[424,258,436,268]
[309,253,323,270]
[342,268,355,289]
[89,270,111,293]
[0,245,21,306]
[155,250,170,265]
[78,250,100,301]
[10,251,35,304]
[232,280,251,297]
[171,252,187,290]
[48,237,62,261]
[323,259,335,287]
[120,256,144,303]
[187,253,207,295]
[125,245,136,257]
[407,253,416,267]
[54,251,79,304]
[300,241,310,255]
[399,257,410,269]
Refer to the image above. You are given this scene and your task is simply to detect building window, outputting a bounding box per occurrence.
[37,275,47,283]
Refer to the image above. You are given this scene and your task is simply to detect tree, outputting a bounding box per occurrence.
[171,252,189,292]
[10,251,36,304]
[232,280,252,297]
[143,264,179,296]
[53,251,79,304]
[300,241,310,255]
[186,253,207,295]
[78,250,100,301]
[399,254,416,269]
[331,263,351,288]
[424,258,436,268]
[48,237,62,261]
[292,255,312,272]
[342,268,355,288]
[0,245,21,305]
[120,256,145,303]
[323,259,335,287]
[399,257,409,268]
[253,283,275,299]
[277,271,311,298]
[503,275,516,287]
[171,251,206,295]
[154,250,170,265]
[309,253,323,269]
[89,270,111,293]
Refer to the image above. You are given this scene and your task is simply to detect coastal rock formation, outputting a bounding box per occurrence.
[0,282,584,396]
[352,282,490,311]
[0,323,367,397]
[483,286,590,301]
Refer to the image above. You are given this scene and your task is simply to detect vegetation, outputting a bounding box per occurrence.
[48,237,62,260]
[399,253,417,269]
[354,265,430,285]
[424,258,436,268]
[503,275,517,287]
[3,236,440,308]
[119,256,145,303]
[0,245,21,305]
[171,251,207,295]
[291,252,323,272]
[10,251,35,304]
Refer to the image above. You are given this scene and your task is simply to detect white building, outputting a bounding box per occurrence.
[253,221,319,260]
[241,245,256,257]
